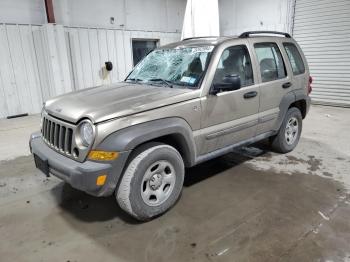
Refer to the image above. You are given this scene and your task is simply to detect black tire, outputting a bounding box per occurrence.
[116,142,184,221]
[270,107,302,153]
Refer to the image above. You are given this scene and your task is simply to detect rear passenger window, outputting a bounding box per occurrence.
[254,43,286,82]
[283,43,305,75]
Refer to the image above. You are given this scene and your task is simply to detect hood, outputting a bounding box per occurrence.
[44,82,199,123]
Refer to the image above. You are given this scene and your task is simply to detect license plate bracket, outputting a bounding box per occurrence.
[34,154,50,177]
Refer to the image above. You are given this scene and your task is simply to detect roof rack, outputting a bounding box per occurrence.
[182,36,218,41]
[239,31,291,38]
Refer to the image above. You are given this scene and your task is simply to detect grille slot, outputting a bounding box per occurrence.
[42,116,74,155]
[55,124,60,148]
[60,126,66,151]
[50,122,55,145]
[67,128,73,153]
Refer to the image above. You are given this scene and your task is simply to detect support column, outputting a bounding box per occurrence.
[44,0,56,23]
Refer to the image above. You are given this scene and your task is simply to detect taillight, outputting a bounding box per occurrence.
[307,76,313,95]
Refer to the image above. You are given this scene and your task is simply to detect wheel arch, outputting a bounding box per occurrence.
[95,118,197,167]
[289,99,307,119]
[275,90,310,130]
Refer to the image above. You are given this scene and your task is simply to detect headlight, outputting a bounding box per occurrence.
[79,121,94,147]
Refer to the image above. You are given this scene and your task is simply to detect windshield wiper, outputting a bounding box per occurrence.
[126,78,143,83]
[148,78,173,88]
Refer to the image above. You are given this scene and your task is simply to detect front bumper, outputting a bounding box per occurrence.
[29,132,130,197]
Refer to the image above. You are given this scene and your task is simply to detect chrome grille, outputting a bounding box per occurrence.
[42,115,74,155]
[40,111,93,162]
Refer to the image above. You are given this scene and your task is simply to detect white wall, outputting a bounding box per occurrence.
[54,0,186,32]
[0,24,44,117]
[0,0,186,32]
[0,23,180,118]
[68,27,180,91]
[124,0,185,32]
[0,0,293,35]
[219,0,294,36]
[0,0,46,24]
[53,0,127,29]
[0,0,295,118]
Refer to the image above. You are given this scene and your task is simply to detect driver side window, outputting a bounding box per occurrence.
[213,45,254,87]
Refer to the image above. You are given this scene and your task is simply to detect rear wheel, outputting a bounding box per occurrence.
[270,107,302,153]
[116,143,184,221]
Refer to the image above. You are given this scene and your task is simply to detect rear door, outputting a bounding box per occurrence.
[249,38,292,135]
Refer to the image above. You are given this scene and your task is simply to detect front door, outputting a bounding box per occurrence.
[199,44,260,155]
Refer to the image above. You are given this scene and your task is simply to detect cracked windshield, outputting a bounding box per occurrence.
[126,46,214,88]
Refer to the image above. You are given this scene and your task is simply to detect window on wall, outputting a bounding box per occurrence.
[254,43,286,82]
[132,39,158,66]
[283,43,305,75]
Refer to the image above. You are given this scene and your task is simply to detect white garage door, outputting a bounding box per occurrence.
[293,0,350,107]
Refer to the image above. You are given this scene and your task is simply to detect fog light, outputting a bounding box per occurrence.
[96,174,107,186]
[88,150,119,161]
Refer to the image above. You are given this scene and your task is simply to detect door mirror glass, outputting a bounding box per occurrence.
[212,74,241,94]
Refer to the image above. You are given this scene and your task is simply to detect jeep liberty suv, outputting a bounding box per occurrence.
[30,31,311,221]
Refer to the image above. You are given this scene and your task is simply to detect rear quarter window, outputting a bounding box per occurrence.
[283,43,305,75]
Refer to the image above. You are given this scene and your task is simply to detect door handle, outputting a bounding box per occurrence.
[282,82,292,89]
[243,91,258,99]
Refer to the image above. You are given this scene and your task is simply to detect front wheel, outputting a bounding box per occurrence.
[116,143,184,221]
[270,107,302,153]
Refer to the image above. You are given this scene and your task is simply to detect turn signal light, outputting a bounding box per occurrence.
[88,151,119,161]
[96,174,107,186]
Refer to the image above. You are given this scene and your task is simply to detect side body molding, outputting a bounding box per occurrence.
[96,118,197,167]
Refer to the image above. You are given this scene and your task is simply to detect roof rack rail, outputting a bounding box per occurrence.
[182,36,217,41]
[239,31,291,38]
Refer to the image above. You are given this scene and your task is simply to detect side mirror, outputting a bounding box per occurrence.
[211,74,241,95]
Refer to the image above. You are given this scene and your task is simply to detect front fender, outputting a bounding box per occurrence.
[96,118,197,167]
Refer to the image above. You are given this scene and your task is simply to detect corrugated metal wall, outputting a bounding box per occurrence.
[293,0,350,107]
[0,23,180,118]
[0,24,43,117]
[67,27,179,91]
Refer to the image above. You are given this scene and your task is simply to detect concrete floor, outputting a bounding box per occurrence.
[0,105,349,262]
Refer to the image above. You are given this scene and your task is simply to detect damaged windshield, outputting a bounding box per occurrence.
[126,46,214,88]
